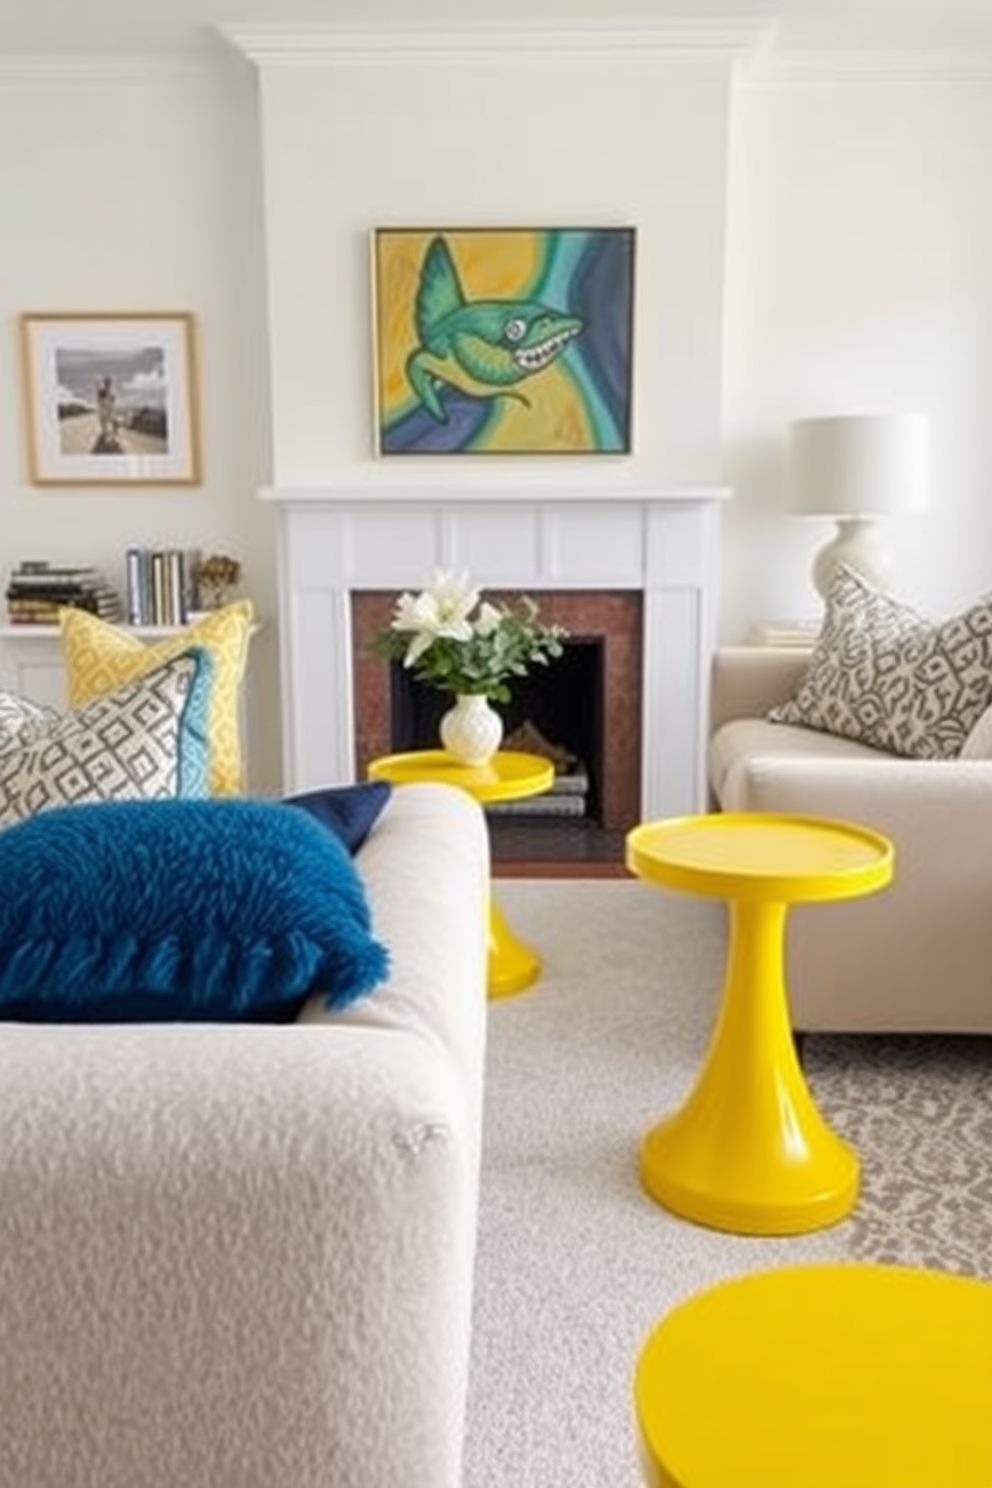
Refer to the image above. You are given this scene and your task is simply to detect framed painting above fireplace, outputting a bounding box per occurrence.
[371,226,635,456]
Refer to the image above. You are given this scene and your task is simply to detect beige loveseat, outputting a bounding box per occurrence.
[708,646,992,1033]
[0,781,489,1488]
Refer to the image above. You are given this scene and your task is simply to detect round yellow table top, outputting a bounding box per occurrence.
[368,748,554,804]
[635,1263,992,1488]
[626,811,893,904]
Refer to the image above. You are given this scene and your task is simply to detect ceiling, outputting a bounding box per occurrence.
[2,0,992,63]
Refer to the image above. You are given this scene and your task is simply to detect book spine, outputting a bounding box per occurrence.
[151,551,166,626]
[166,550,183,627]
[125,547,144,626]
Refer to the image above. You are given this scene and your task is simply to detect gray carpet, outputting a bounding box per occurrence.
[464,878,992,1488]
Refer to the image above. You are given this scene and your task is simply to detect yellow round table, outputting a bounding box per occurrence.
[368,749,554,998]
[625,812,893,1235]
[635,1263,992,1488]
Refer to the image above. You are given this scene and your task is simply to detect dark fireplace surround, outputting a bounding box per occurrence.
[351,590,643,833]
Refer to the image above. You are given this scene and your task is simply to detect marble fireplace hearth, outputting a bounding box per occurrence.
[262,485,726,825]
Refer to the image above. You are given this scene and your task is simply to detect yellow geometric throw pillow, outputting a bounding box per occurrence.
[60,600,254,796]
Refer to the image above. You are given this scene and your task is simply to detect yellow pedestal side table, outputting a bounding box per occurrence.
[625,812,893,1235]
[635,1262,992,1488]
[368,749,554,999]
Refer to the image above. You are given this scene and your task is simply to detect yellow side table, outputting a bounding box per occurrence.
[635,1263,992,1488]
[368,749,554,998]
[626,812,893,1234]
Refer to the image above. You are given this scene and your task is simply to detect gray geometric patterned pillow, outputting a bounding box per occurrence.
[0,692,58,754]
[0,649,213,828]
[768,565,992,759]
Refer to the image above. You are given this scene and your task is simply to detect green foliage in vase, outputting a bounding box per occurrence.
[370,569,568,704]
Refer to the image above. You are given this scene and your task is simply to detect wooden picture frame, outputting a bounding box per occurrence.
[371,226,636,456]
[19,311,202,486]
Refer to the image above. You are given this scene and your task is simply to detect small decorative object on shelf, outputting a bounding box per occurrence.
[193,553,243,612]
[370,569,568,766]
[5,561,122,625]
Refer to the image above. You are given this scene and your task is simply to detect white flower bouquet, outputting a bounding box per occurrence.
[370,570,567,704]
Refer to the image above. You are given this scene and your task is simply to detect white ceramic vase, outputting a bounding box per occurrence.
[439,693,503,766]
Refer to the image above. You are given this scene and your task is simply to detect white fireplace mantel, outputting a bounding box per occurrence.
[261,484,727,819]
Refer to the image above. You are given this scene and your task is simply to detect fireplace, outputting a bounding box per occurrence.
[351,589,643,836]
[261,485,725,824]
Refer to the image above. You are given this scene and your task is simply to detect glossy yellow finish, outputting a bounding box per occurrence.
[368,748,554,802]
[627,812,893,904]
[368,749,554,997]
[635,1263,992,1488]
[626,812,894,1234]
[487,896,542,999]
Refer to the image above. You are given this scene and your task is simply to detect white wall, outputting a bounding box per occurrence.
[723,70,992,633]
[0,57,281,789]
[252,41,734,488]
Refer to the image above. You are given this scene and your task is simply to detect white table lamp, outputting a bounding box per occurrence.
[788,413,930,599]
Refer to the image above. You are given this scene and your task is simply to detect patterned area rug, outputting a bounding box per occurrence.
[808,1033,992,1277]
[466,879,992,1488]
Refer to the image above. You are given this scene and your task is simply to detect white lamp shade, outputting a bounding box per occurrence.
[788,414,930,518]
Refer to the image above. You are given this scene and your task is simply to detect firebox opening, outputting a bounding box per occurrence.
[389,638,605,825]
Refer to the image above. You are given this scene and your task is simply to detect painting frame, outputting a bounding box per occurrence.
[371,226,636,457]
[19,311,202,486]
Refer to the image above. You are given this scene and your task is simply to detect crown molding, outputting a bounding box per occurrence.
[219,17,776,67]
[0,54,213,86]
[741,47,992,86]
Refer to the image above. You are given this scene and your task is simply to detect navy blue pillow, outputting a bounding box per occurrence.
[282,780,392,854]
[0,798,389,1023]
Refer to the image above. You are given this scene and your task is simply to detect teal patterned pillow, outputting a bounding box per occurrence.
[769,566,992,759]
[0,649,212,827]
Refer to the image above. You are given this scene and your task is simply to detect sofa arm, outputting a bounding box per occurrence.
[723,751,992,831]
[710,646,813,731]
[731,754,992,1030]
[0,1024,479,1488]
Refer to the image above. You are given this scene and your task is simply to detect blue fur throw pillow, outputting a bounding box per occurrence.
[281,780,392,854]
[0,798,389,1022]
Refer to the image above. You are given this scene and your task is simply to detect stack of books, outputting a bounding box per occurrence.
[124,547,201,628]
[5,562,123,626]
[485,765,590,818]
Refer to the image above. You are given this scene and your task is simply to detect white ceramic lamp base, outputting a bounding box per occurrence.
[811,517,894,600]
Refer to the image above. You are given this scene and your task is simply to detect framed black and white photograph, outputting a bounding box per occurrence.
[19,311,202,486]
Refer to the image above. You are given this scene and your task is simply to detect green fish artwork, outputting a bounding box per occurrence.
[373,227,635,455]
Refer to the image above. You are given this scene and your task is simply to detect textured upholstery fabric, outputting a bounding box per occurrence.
[710,646,992,1033]
[60,600,253,795]
[0,651,211,827]
[768,565,992,759]
[0,781,489,1488]
[708,715,890,805]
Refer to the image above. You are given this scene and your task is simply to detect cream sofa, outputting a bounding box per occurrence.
[709,646,992,1033]
[0,781,489,1488]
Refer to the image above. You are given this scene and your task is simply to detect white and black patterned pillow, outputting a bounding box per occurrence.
[768,566,992,759]
[0,692,58,754]
[0,649,213,827]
